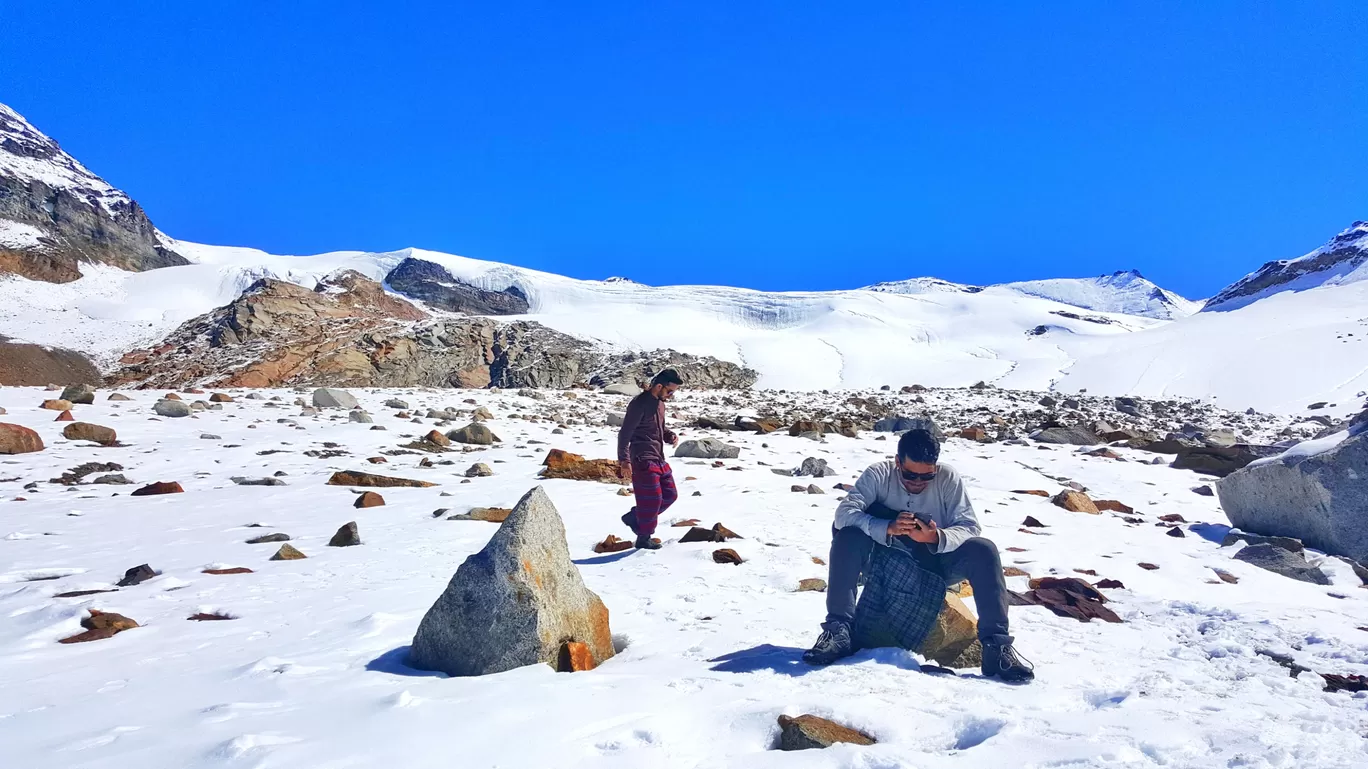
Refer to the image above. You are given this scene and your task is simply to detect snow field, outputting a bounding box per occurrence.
[1,387,1365,768]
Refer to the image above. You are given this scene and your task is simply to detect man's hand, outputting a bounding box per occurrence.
[670,433,679,447]
[618,460,632,480]
[888,513,938,544]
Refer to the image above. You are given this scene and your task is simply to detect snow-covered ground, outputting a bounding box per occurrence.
[2,387,1365,768]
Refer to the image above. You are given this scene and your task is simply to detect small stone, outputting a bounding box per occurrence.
[271,544,307,561]
[326,471,435,488]
[806,484,824,495]
[116,564,157,587]
[209,393,234,403]
[1191,485,1214,496]
[1052,490,1099,514]
[465,463,493,478]
[328,521,362,547]
[153,399,192,418]
[246,533,291,544]
[797,578,827,592]
[354,491,385,508]
[203,567,254,575]
[712,548,743,564]
[58,609,139,644]
[1012,489,1051,497]
[1003,566,1030,577]
[1138,562,1160,570]
[776,714,876,751]
[54,409,75,422]
[131,481,184,496]
[1021,516,1046,528]
[593,534,634,554]
[1166,526,1185,538]
[1094,499,1134,514]
[41,399,74,411]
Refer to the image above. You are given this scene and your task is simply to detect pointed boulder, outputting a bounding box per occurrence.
[271,544,307,561]
[328,521,362,547]
[409,486,615,676]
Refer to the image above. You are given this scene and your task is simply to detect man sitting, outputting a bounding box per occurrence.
[802,428,1034,682]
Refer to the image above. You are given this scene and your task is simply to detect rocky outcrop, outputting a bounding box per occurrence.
[590,349,758,390]
[384,256,530,315]
[0,102,187,284]
[110,271,755,390]
[1217,427,1368,561]
[408,486,615,676]
[1204,221,1368,311]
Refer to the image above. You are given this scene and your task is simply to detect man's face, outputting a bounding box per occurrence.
[897,457,938,495]
[659,383,680,401]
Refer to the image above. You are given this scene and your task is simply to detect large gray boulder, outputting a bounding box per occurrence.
[408,486,615,676]
[1217,427,1368,561]
[313,388,359,409]
[1031,425,1102,446]
[448,423,500,445]
[674,438,740,460]
[60,383,96,405]
[601,383,640,396]
[153,399,191,418]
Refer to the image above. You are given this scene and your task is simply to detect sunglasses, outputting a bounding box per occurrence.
[899,469,938,482]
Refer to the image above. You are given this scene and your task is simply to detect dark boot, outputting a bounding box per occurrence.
[801,621,854,666]
[982,642,1034,683]
[634,534,661,550]
[621,510,640,536]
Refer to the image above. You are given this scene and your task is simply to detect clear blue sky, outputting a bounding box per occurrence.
[2,2,1364,298]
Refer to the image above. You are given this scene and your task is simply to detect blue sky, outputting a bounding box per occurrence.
[2,2,1364,298]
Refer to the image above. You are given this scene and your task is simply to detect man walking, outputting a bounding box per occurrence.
[617,369,683,550]
[802,428,1034,682]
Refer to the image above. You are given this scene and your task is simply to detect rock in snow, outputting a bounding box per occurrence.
[409,486,615,676]
[313,388,360,409]
[673,438,740,459]
[1218,428,1368,561]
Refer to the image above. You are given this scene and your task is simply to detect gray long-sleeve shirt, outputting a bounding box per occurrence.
[834,460,980,553]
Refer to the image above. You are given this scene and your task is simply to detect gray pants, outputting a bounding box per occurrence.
[824,516,1013,645]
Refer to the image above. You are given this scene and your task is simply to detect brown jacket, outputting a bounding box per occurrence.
[617,391,676,465]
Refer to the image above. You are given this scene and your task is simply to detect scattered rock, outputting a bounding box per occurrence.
[1137,562,1159,570]
[1166,526,1185,538]
[328,521,362,546]
[1003,566,1030,578]
[447,507,512,522]
[271,544,307,560]
[1093,499,1134,514]
[1192,485,1215,496]
[409,486,615,676]
[246,533,291,544]
[131,481,184,496]
[713,548,743,564]
[354,491,385,508]
[41,398,73,411]
[1012,489,1050,497]
[807,484,824,495]
[1221,531,1305,554]
[188,612,235,621]
[593,534,634,553]
[58,609,139,644]
[1232,543,1330,584]
[203,567,254,575]
[53,409,75,422]
[776,714,876,751]
[1052,490,1099,514]
[1032,425,1102,445]
[448,423,500,445]
[312,388,359,409]
[60,384,97,404]
[1016,577,1121,623]
[539,449,624,484]
[229,476,287,486]
[92,473,131,485]
[0,423,44,454]
[797,578,828,592]
[674,438,741,459]
[348,410,374,424]
[1095,578,1125,589]
[116,564,157,587]
[1021,516,1046,528]
[796,457,831,478]
[209,392,234,403]
[108,393,131,401]
[153,399,191,418]
[326,471,436,488]
[465,462,493,478]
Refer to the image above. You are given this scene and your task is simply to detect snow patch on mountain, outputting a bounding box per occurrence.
[0,103,131,219]
[994,270,1203,320]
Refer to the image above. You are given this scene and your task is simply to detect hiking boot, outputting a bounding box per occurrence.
[801,621,853,666]
[634,534,661,550]
[982,642,1034,682]
[621,510,640,536]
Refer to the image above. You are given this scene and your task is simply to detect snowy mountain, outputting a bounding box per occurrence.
[994,270,1203,320]
[0,102,186,283]
[1203,221,1368,312]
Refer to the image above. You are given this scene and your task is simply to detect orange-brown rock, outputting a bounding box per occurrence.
[776,714,876,751]
[41,398,72,411]
[593,534,634,553]
[271,544,307,561]
[0,423,44,454]
[202,567,254,575]
[326,471,436,488]
[131,481,184,496]
[713,548,743,564]
[209,392,234,402]
[58,609,139,644]
[1052,490,1100,514]
[62,422,117,445]
[1095,499,1135,514]
[1012,489,1051,497]
[54,409,75,422]
[539,449,625,484]
[556,641,598,672]
[354,491,386,508]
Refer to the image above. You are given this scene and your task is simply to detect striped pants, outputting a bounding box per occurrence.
[629,460,678,537]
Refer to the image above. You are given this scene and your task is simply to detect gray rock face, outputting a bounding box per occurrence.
[385,257,530,315]
[1217,428,1368,561]
[153,399,191,418]
[0,103,189,284]
[673,438,740,460]
[592,350,758,390]
[408,486,615,676]
[601,383,640,396]
[1204,221,1368,312]
[1232,543,1331,585]
[348,410,373,424]
[313,388,359,409]
[1031,425,1102,445]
